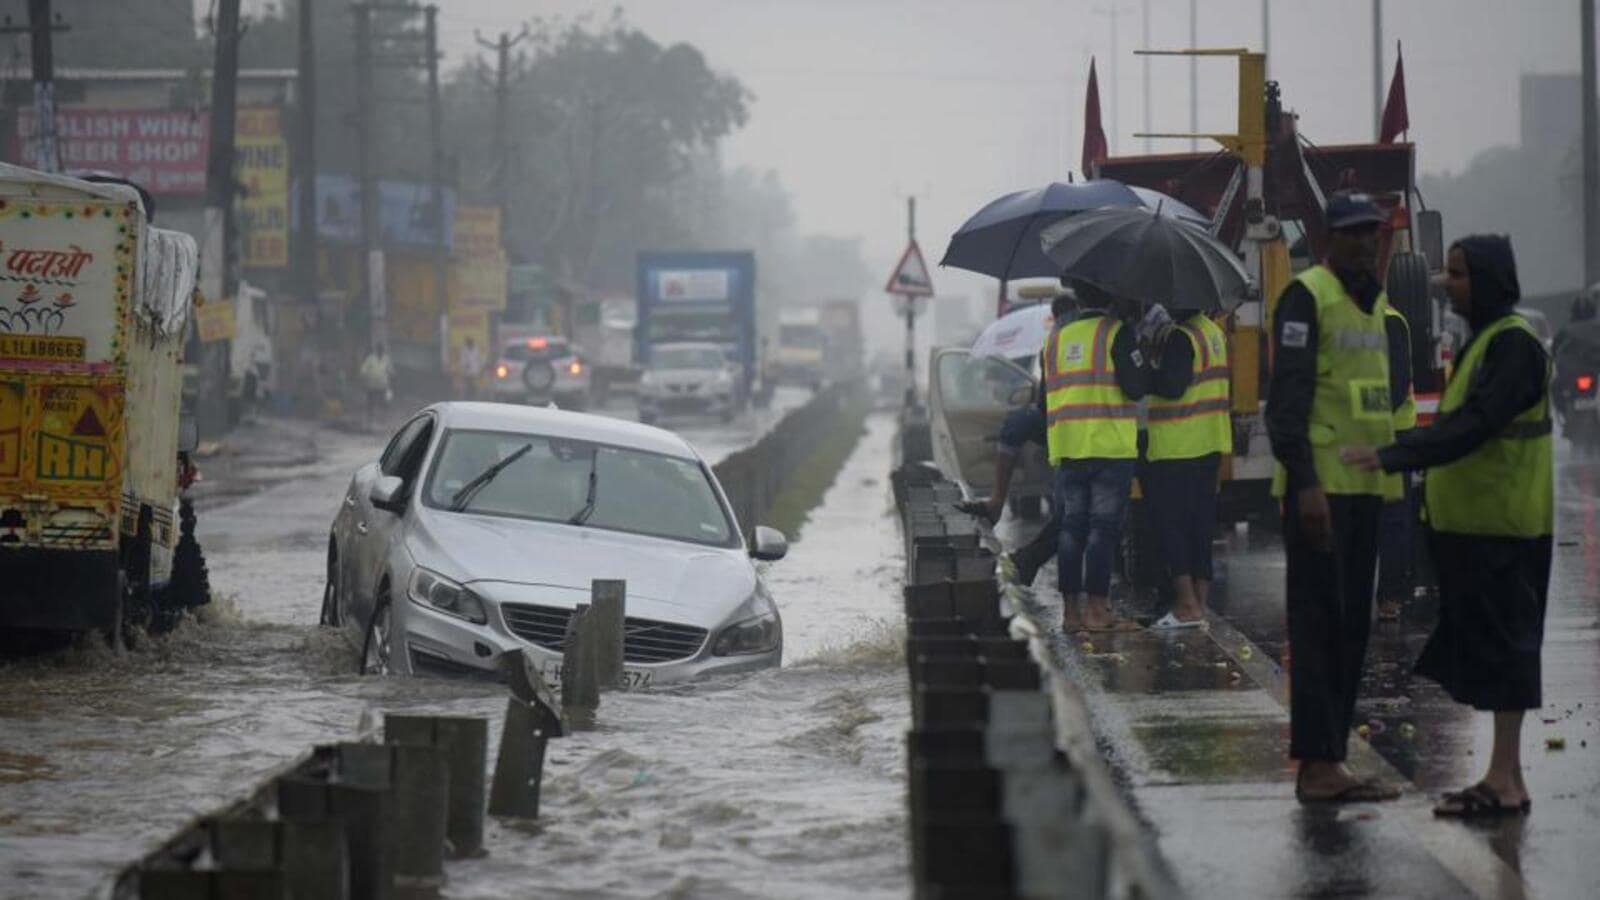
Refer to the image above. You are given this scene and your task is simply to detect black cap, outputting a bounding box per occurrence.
[1325,190,1386,231]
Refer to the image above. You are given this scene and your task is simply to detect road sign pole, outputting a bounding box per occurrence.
[887,198,934,409]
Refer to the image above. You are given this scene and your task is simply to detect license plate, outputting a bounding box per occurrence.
[1575,397,1598,410]
[540,661,653,690]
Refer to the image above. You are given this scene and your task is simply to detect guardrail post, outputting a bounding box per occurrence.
[489,649,565,819]
[589,579,626,690]
[384,715,488,859]
[560,604,600,729]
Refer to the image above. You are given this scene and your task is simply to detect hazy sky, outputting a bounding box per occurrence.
[242,1,1584,305]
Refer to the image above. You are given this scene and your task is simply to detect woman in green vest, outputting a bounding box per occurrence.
[1343,234,1552,818]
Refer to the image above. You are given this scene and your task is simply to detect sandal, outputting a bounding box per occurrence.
[1433,783,1531,818]
[1296,777,1402,805]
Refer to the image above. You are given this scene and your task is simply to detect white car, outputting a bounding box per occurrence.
[488,336,593,410]
[637,342,743,425]
[321,402,788,685]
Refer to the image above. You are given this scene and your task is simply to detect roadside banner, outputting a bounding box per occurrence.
[236,108,289,268]
[449,205,507,313]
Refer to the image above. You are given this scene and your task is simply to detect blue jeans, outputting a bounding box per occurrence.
[1055,459,1135,597]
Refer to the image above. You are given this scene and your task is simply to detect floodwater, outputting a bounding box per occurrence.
[0,399,911,898]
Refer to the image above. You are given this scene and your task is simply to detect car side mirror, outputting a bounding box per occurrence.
[750,525,788,562]
[371,475,406,514]
[177,415,200,454]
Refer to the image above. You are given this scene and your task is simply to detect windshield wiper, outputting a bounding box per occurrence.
[449,443,533,512]
[567,450,600,525]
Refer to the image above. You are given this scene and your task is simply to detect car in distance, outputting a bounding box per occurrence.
[488,336,593,410]
[321,402,788,686]
[637,341,743,425]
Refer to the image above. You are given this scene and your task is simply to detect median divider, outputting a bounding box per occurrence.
[892,460,1179,900]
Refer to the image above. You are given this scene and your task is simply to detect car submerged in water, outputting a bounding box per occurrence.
[321,402,788,686]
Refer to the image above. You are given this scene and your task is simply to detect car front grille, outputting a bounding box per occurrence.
[500,603,709,664]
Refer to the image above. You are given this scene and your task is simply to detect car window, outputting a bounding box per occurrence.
[380,415,432,476]
[937,352,1032,410]
[423,429,736,547]
[502,340,570,362]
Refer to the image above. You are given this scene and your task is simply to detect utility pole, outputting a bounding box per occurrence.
[476,28,530,241]
[1583,0,1598,287]
[201,0,242,440]
[424,5,447,371]
[1093,5,1126,155]
[24,0,66,172]
[1141,0,1151,153]
[1262,0,1270,77]
[1373,0,1383,137]
[904,196,917,408]
[1189,0,1198,152]
[352,3,382,355]
[295,0,318,312]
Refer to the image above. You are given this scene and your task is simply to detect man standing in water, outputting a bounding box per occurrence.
[1265,191,1403,804]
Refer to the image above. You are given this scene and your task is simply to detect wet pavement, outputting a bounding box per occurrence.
[0,394,909,898]
[1004,444,1600,899]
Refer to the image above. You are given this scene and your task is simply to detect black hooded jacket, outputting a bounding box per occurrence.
[1377,235,1549,473]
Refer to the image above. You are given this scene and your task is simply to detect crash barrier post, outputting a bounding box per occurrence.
[560,604,602,729]
[712,381,863,541]
[490,648,567,819]
[384,715,489,858]
[897,402,933,467]
[891,461,1179,900]
[589,578,627,690]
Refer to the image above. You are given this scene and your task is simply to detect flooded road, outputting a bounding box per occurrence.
[0,400,908,898]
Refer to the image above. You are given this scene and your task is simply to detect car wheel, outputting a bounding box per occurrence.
[359,587,394,675]
[320,540,341,627]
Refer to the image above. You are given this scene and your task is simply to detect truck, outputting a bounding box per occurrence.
[635,251,758,403]
[0,164,207,643]
[775,306,826,389]
[819,299,864,383]
[229,280,275,419]
[569,294,637,401]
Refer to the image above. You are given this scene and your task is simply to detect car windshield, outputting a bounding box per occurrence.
[654,347,725,370]
[424,428,735,547]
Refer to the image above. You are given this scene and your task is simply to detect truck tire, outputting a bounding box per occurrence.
[1386,251,1435,388]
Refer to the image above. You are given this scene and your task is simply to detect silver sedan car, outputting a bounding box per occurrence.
[321,402,788,687]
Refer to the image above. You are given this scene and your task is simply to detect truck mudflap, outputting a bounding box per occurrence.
[0,547,120,633]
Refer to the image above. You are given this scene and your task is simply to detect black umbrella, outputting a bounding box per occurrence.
[1039,206,1251,311]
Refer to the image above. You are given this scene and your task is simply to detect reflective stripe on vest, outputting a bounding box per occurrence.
[1385,306,1419,431]
[1423,315,1554,538]
[1045,314,1138,461]
[1147,314,1233,461]
[1270,264,1402,499]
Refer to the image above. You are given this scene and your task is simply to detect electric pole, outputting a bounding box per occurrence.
[1262,0,1270,77]
[1141,0,1150,153]
[295,0,319,312]
[1093,5,1127,156]
[424,5,447,370]
[200,0,242,440]
[353,3,381,354]
[1583,0,1598,287]
[1373,0,1383,137]
[1189,0,1198,152]
[24,0,67,172]
[476,28,530,241]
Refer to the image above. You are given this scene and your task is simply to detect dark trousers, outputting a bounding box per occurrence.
[1377,476,1415,600]
[1055,459,1135,597]
[1284,490,1383,762]
[1141,455,1221,581]
[1012,509,1062,578]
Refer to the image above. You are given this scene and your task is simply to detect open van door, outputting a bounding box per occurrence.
[927,348,1046,507]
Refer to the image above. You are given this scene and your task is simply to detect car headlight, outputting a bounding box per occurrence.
[712,610,780,656]
[408,568,487,625]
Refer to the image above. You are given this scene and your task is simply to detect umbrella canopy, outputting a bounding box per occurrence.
[1039,207,1251,312]
[940,179,1209,281]
[970,302,1057,360]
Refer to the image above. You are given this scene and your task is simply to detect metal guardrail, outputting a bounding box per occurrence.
[892,461,1180,900]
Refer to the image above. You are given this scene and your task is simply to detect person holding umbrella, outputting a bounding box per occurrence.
[1042,280,1149,632]
[1265,190,1403,804]
[1342,235,1552,817]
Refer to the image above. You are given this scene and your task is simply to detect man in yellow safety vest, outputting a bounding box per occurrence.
[1043,280,1149,632]
[1144,308,1231,628]
[1265,190,1403,804]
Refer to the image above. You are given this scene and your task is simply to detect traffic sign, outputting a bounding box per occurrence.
[885,240,934,297]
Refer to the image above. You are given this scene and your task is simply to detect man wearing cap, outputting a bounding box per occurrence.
[1265,191,1404,804]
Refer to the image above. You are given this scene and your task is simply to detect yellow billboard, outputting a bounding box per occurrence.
[237,107,289,269]
[449,205,507,313]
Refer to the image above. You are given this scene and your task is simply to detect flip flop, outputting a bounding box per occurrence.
[1150,612,1207,630]
[1433,783,1531,818]
[1296,778,1402,805]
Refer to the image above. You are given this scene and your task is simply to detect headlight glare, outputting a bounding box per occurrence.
[408,568,487,625]
[712,611,780,656]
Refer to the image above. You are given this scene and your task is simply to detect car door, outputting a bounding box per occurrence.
[346,414,435,623]
[927,347,1037,495]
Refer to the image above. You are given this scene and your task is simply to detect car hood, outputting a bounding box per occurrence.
[408,507,756,618]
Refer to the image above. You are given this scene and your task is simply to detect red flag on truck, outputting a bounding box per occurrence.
[1379,43,1409,144]
[1082,58,1108,177]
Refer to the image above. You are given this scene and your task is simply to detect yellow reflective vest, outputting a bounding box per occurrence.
[1147,314,1232,461]
[1271,265,1402,500]
[1045,313,1137,462]
[1385,306,1418,431]
[1423,314,1553,538]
